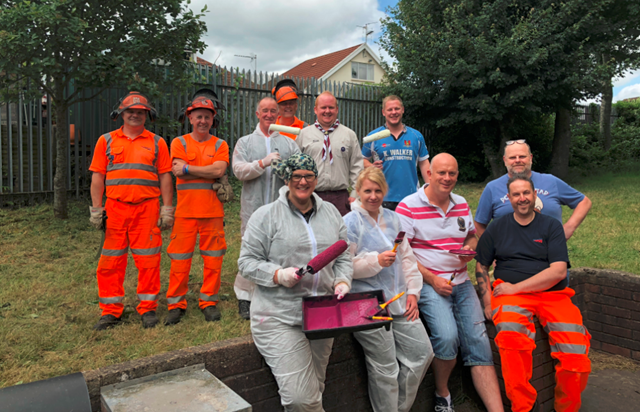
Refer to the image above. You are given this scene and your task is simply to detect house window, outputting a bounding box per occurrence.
[351,62,374,81]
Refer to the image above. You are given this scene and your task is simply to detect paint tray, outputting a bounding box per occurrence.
[302,290,392,340]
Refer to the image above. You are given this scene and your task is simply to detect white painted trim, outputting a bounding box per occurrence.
[320,43,383,81]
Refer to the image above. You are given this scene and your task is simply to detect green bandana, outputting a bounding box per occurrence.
[272,153,318,181]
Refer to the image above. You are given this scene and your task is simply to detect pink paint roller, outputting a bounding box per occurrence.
[297,240,348,276]
[269,124,301,136]
[363,129,391,144]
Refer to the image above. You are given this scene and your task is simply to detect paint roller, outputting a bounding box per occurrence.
[297,240,348,277]
[269,124,301,136]
[362,129,391,144]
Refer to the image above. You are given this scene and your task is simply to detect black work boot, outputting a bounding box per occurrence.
[238,300,251,320]
[93,314,122,331]
[141,311,159,329]
[202,305,221,322]
[164,308,186,326]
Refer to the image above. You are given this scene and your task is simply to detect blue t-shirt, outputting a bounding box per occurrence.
[475,171,585,224]
[362,125,429,202]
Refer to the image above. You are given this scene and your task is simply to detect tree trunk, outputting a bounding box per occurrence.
[550,106,572,179]
[482,118,512,179]
[53,91,68,219]
[600,68,613,151]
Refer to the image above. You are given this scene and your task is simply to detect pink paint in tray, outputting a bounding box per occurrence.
[302,290,392,340]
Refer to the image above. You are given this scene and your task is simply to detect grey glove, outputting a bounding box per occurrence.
[212,174,235,203]
[157,206,175,231]
[89,207,105,230]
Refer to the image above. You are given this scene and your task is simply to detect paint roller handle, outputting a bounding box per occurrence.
[363,129,391,144]
[269,124,301,135]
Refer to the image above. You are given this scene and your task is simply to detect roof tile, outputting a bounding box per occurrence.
[281,44,362,79]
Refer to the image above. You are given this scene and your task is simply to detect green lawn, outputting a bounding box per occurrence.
[0,171,638,387]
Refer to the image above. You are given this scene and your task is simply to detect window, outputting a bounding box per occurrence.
[351,62,374,81]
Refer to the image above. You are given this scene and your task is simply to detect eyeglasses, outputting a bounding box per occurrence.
[505,139,526,146]
[290,174,317,182]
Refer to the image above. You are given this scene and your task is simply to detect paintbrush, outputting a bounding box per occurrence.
[362,291,405,318]
[364,316,393,321]
[447,272,456,285]
[391,231,405,253]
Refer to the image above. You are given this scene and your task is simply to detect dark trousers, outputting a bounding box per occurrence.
[315,189,351,216]
[382,201,399,211]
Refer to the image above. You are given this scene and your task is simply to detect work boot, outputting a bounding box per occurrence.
[93,314,122,331]
[141,311,159,329]
[434,393,454,412]
[164,308,186,326]
[202,305,221,322]
[238,300,250,320]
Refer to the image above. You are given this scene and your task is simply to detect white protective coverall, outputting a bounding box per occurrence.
[238,186,353,412]
[232,125,300,301]
[344,200,434,412]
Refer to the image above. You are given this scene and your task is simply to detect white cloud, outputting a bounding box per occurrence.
[613,70,640,88]
[613,83,640,103]
[189,0,387,74]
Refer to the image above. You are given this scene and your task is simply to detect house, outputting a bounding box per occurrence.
[281,43,386,84]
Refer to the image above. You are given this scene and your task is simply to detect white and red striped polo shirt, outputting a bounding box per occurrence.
[396,184,476,285]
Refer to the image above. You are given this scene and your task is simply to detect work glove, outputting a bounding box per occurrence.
[334,282,350,300]
[262,152,281,167]
[275,267,301,288]
[157,206,175,231]
[212,174,235,203]
[89,207,105,230]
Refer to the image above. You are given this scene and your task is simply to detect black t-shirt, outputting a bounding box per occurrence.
[476,213,570,291]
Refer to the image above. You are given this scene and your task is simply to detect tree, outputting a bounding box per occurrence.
[0,0,207,218]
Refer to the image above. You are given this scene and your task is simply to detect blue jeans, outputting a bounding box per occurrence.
[418,280,493,366]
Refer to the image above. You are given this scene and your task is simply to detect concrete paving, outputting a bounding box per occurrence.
[581,369,640,412]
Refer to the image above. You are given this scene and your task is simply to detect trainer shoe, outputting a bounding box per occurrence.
[202,305,221,322]
[141,311,159,329]
[164,308,186,326]
[93,314,122,331]
[434,394,454,412]
[238,300,250,320]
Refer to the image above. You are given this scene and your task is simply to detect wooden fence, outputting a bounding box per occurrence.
[0,64,387,202]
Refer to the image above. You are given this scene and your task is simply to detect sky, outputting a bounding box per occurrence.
[189,0,640,103]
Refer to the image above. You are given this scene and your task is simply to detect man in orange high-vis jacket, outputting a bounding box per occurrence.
[164,89,229,325]
[272,79,307,139]
[89,91,174,331]
[475,174,591,412]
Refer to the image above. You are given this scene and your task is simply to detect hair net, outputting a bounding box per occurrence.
[272,153,318,181]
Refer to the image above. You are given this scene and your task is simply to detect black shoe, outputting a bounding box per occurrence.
[93,314,122,331]
[164,308,186,326]
[202,305,221,322]
[238,300,250,320]
[141,311,159,329]
[434,394,454,412]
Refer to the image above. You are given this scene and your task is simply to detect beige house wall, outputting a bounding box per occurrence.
[325,48,385,84]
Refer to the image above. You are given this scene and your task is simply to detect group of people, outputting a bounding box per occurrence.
[89,80,593,412]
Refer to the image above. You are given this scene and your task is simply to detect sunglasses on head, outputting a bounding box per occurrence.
[505,139,526,146]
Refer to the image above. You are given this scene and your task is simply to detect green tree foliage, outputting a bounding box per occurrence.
[0,0,207,218]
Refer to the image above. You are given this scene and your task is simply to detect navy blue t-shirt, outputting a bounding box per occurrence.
[476,213,570,291]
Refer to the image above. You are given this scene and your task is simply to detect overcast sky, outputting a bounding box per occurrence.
[189,0,639,102]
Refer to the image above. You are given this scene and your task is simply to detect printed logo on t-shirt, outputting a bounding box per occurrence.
[142,146,152,151]
[404,140,411,147]
[533,239,543,243]
[457,217,466,232]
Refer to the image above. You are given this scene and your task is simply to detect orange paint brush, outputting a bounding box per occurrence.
[363,291,406,318]
[391,231,405,253]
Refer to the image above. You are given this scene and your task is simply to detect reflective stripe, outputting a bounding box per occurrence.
[99,296,123,304]
[104,133,113,157]
[178,136,187,152]
[106,178,160,187]
[177,183,213,190]
[551,343,588,355]
[168,252,194,260]
[544,322,586,335]
[199,293,219,302]
[152,134,160,167]
[214,138,222,151]
[138,294,159,301]
[501,305,533,319]
[107,163,157,172]
[167,295,186,304]
[131,246,162,256]
[496,321,536,340]
[200,248,226,257]
[102,247,128,257]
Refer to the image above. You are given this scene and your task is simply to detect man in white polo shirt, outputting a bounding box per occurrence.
[397,153,503,412]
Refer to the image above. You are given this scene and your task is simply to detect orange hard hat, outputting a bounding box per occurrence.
[272,79,299,103]
[179,88,225,129]
[185,96,217,117]
[110,91,157,121]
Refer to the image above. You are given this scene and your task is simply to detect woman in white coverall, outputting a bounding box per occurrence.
[344,167,434,412]
[238,153,352,412]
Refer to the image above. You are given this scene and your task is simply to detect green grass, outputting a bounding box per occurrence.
[0,171,638,387]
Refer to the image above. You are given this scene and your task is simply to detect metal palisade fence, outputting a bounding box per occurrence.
[0,64,387,203]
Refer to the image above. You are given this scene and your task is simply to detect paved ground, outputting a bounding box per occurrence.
[581,369,640,412]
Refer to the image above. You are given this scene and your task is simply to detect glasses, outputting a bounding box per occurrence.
[290,174,317,182]
[505,139,526,146]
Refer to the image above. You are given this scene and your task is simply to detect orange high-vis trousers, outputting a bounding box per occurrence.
[97,198,162,317]
[491,279,591,412]
[166,217,226,310]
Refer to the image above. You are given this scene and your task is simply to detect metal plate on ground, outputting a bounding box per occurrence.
[100,364,251,412]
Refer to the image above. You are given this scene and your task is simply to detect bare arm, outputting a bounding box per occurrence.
[418,158,430,184]
[474,220,488,238]
[90,172,105,208]
[475,262,493,320]
[173,158,227,180]
[564,196,591,240]
[159,172,173,206]
[493,262,567,296]
[363,158,373,168]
